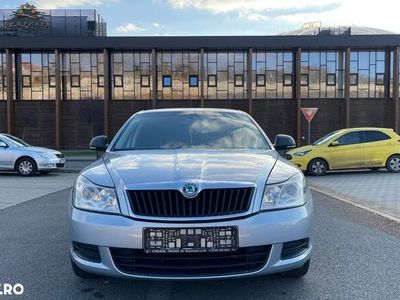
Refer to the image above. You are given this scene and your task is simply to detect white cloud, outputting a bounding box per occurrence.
[167,0,338,14]
[32,0,116,8]
[116,23,144,33]
[152,22,161,28]
[239,11,269,22]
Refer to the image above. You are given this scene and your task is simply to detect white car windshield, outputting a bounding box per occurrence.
[2,135,30,147]
[112,111,270,151]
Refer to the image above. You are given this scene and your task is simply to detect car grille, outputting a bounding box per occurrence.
[127,188,254,218]
[109,246,271,277]
[56,163,65,168]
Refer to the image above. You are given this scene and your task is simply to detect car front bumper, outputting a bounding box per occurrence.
[70,198,313,280]
[36,157,65,171]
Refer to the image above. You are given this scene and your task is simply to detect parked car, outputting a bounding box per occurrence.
[0,133,65,176]
[69,108,313,280]
[286,127,400,176]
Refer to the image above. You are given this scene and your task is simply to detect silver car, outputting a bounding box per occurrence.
[0,134,65,176]
[70,109,313,280]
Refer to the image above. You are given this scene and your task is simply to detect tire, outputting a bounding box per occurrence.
[281,260,310,278]
[386,155,400,173]
[71,258,98,279]
[16,157,37,176]
[307,159,328,176]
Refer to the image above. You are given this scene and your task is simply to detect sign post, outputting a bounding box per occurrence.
[301,107,318,144]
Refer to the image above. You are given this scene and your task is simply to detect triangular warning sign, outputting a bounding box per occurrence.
[301,107,318,123]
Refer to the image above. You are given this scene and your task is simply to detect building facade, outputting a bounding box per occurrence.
[0,7,399,149]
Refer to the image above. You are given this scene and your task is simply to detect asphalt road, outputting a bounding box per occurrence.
[1,190,400,300]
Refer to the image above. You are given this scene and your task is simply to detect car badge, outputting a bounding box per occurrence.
[182,183,199,198]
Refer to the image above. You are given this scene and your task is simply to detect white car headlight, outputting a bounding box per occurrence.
[293,150,312,157]
[73,175,120,214]
[262,173,307,211]
[39,152,54,158]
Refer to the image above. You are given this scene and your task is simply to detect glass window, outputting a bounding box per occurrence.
[301,74,309,86]
[256,74,265,86]
[208,74,217,87]
[362,131,391,143]
[189,75,199,87]
[350,74,358,86]
[162,75,172,87]
[234,74,243,87]
[22,75,31,87]
[141,75,150,87]
[49,75,56,87]
[114,75,123,87]
[283,74,292,86]
[375,73,385,85]
[71,75,80,87]
[335,132,361,145]
[97,75,104,87]
[327,74,336,86]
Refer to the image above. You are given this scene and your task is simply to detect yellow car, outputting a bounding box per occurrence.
[286,127,400,176]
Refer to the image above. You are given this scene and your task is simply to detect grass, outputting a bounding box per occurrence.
[61,150,96,158]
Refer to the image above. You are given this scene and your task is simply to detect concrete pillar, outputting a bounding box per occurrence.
[294,48,302,145]
[151,48,157,109]
[344,47,351,128]
[55,49,62,148]
[200,48,205,108]
[247,48,253,115]
[103,48,110,137]
[5,49,14,135]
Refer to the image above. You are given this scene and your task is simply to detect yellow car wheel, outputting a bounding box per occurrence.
[308,159,328,176]
[386,155,400,173]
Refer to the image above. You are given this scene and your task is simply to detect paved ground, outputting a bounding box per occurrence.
[307,169,400,221]
[0,189,399,300]
[0,173,77,210]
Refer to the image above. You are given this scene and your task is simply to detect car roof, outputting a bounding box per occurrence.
[341,127,393,132]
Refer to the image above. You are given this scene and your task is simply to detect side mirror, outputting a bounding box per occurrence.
[274,134,296,151]
[0,141,8,148]
[330,140,339,147]
[89,135,109,152]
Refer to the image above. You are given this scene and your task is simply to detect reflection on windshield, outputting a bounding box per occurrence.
[312,130,341,145]
[112,111,270,151]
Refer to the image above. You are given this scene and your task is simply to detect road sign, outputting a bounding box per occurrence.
[301,107,318,123]
[301,107,318,144]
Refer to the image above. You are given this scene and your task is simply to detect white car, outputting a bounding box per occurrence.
[0,134,65,176]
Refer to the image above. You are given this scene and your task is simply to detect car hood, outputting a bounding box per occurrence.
[22,146,60,154]
[101,150,279,189]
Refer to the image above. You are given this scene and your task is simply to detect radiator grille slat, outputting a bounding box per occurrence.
[127,188,254,218]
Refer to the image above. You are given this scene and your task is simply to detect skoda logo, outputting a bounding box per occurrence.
[182,183,199,198]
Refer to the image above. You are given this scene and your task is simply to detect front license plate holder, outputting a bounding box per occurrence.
[143,227,238,254]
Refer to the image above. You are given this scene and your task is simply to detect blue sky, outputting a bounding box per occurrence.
[2,0,400,36]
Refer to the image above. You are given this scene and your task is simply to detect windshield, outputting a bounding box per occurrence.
[312,130,341,146]
[112,111,270,151]
[2,135,30,147]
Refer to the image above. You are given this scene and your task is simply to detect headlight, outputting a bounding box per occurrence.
[293,150,311,157]
[261,173,307,210]
[39,152,54,158]
[73,175,120,214]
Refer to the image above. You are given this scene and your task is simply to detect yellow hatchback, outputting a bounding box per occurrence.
[286,127,400,176]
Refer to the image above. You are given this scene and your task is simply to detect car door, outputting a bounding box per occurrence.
[0,139,14,169]
[360,130,392,167]
[328,131,365,169]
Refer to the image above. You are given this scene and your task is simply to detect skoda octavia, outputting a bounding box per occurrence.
[69,109,313,280]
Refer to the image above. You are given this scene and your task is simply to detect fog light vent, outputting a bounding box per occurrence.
[72,242,101,263]
[281,238,309,260]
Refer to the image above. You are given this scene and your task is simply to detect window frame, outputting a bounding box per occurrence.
[256,74,265,87]
[49,75,56,88]
[2,75,6,87]
[350,73,358,86]
[71,75,81,88]
[283,74,292,86]
[361,130,391,143]
[162,75,172,88]
[140,75,150,88]
[375,73,385,86]
[97,75,105,87]
[113,75,123,88]
[334,131,362,146]
[326,73,336,86]
[189,75,199,87]
[207,74,217,87]
[22,75,31,88]
[300,74,309,86]
[234,74,244,87]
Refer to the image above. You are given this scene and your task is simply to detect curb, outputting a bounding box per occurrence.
[310,185,400,224]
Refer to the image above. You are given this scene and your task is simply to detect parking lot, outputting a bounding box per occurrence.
[0,169,399,299]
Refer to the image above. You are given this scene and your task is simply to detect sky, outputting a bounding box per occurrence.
[1,0,400,36]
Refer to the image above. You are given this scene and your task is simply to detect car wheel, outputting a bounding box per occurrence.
[70,258,99,279]
[281,260,310,277]
[307,159,328,176]
[16,158,37,176]
[386,155,400,173]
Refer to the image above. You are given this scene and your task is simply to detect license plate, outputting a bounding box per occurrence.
[143,227,238,254]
